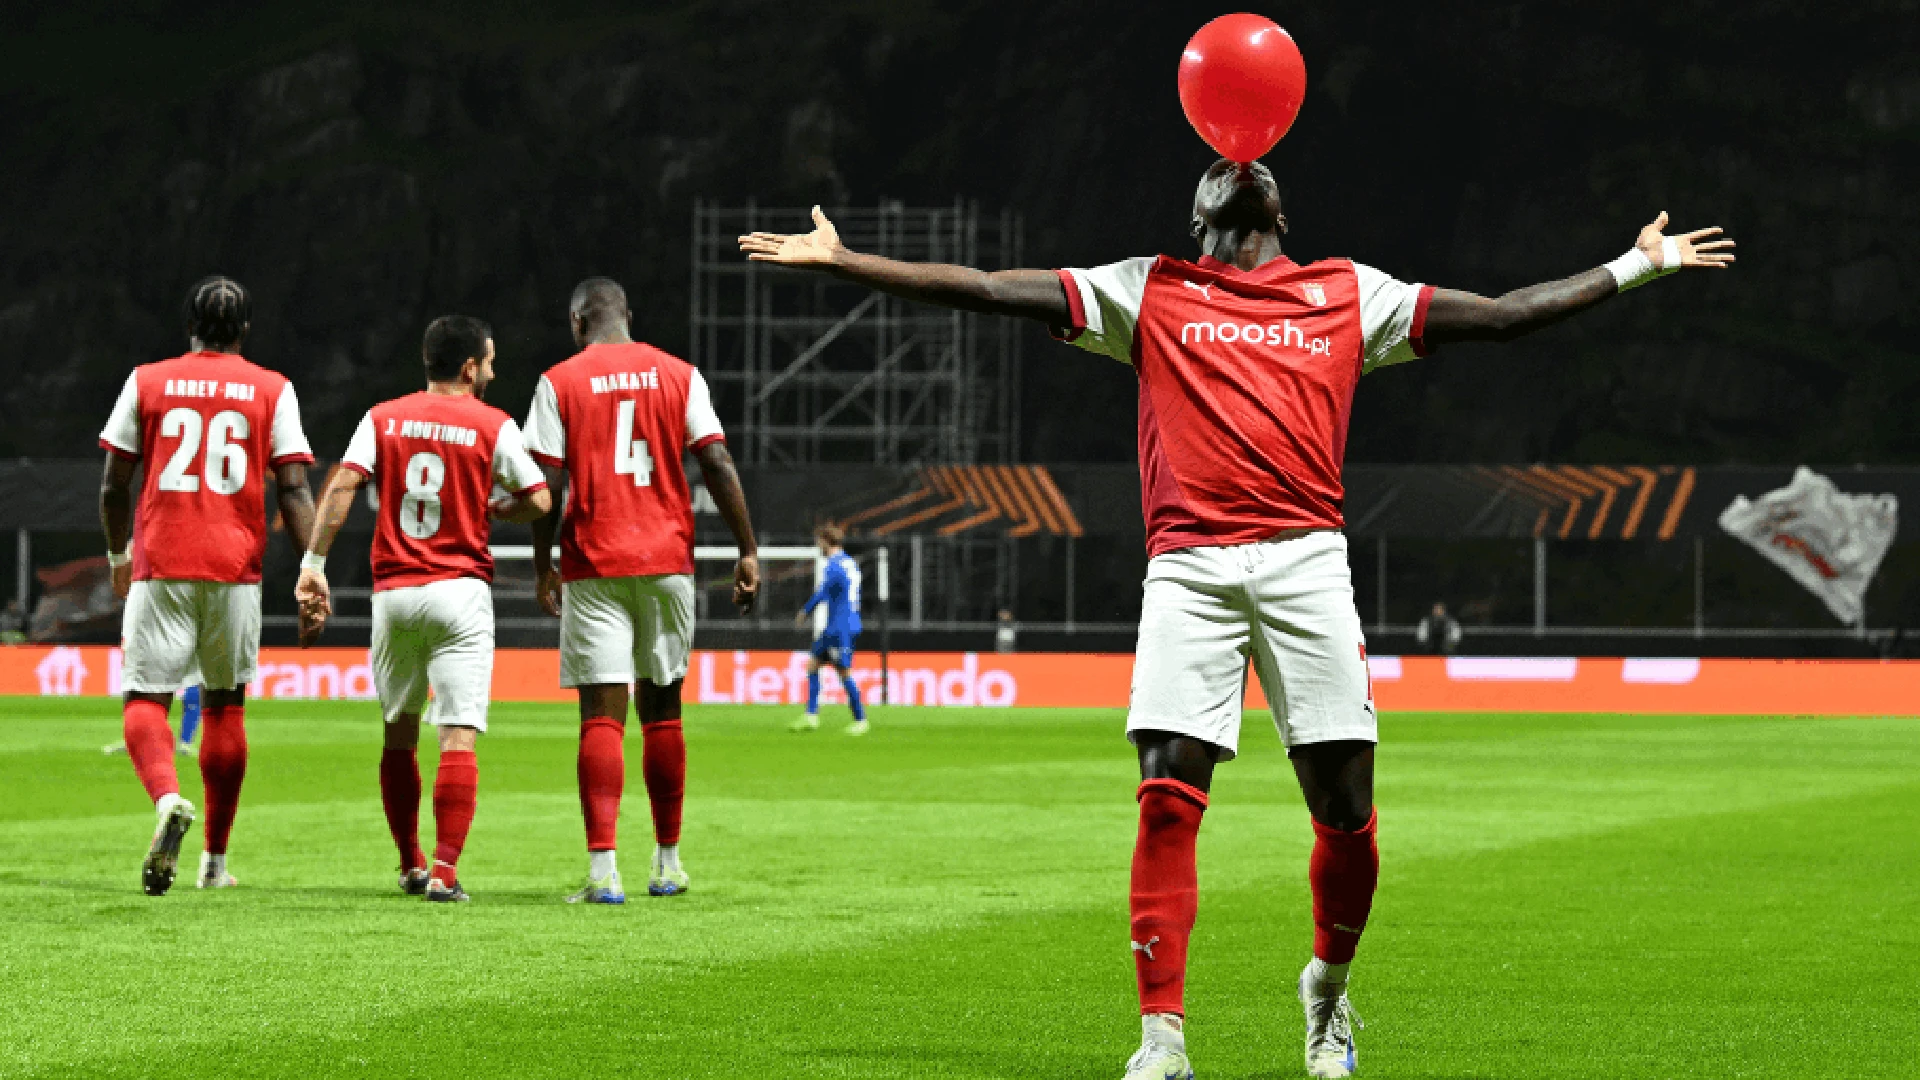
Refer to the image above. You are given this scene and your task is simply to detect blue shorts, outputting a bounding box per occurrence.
[810,633,856,667]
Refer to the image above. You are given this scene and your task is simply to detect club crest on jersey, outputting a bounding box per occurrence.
[1302,282,1326,306]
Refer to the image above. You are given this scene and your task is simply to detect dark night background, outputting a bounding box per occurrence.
[1,0,1916,646]
[3,0,1914,465]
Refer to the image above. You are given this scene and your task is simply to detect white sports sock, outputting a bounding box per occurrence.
[589,850,618,880]
[655,844,681,873]
[155,792,184,819]
[201,852,226,878]
[1306,957,1350,995]
[1142,1013,1185,1049]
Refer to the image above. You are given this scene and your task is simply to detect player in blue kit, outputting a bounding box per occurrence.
[791,524,868,735]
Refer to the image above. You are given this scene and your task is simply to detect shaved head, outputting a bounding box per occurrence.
[568,277,632,347]
[571,277,626,322]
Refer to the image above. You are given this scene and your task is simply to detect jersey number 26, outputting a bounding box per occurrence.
[157,408,249,496]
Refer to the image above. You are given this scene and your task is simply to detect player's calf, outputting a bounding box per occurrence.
[197,701,249,860]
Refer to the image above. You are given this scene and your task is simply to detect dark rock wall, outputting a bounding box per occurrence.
[1,1,1914,466]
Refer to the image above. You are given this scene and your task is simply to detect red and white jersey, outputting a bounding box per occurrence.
[522,342,725,581]
[1056,254,1434,557]
[98,350,314,582]
[338,391,547,591]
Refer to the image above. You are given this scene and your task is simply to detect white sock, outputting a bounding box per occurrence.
[155,792,184,819]
[1142,1013,1185,1049]
[1306,957,1350,994]
[201,852,226,877]
[589,850,618,880]
[654,843,681,873]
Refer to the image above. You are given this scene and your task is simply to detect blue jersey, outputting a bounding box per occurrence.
[804,551,863,639]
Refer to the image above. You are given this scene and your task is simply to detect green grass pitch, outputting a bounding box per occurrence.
[2,697,1917,1078]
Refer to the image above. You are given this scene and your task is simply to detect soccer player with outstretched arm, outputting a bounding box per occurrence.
[789,522,867,735]
[524,278,760,904]
[739,164,1733,1078]
[295,316,552,903]
[99,276,318,895]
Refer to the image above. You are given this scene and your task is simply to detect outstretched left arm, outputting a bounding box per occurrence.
[1422,212,1735,346]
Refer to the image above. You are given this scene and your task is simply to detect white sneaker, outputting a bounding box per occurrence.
[1122,1014,1193,1080]
[788,713,820,732]
[565,871,626,904]
[142,795,195,896]
[196,852,238,889]
[649,847,690,897]
[1299,966,1363,1078]
[843,719,869,736]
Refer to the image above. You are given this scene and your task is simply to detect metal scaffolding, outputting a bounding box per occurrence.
[690,200,1023,467]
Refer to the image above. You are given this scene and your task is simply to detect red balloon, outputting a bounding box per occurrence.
[1178,14,1308,163]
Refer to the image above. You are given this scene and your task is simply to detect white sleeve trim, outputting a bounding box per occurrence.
[1064,257,1154,365]
[340,411,377,475]
[270,381,314,460]
[492,417,547,493]
[1353,262,1424,374]
[100,370,142,455]
[685,368,724,446]
[523,375,565,461]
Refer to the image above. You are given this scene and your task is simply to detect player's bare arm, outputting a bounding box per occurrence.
[695,440,760,613]
[99,453,138,599]
[489,485,553,524]
[738,206,1071,328]
[276,461,317,555]
[294,465,362,645]
[1423,212,1735,345]
[530,463,565,618]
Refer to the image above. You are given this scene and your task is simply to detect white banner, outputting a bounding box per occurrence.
[1717,467,1898,626]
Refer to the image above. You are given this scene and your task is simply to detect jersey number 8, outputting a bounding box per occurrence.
[614,400,654,487]
[157,408,249,496]
[400,451,445,539]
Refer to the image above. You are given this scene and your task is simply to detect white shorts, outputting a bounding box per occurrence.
[371,577,495,731]
[1128,531,1376,760]
[560,574,696,689]
[121,580,261,693]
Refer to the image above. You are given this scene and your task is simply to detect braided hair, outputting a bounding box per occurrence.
[184,275,251,349]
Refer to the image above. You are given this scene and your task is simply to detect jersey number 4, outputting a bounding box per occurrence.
[157,408,249,496]
[614,400,655,487]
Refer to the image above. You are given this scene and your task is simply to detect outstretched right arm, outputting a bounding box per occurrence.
[739,206,1071,327]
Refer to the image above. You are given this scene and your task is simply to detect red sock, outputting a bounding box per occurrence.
[432,750,478,878]
[380,745,426,870]
[641,719,685,846]
[198,704,248,855]
[1130,778,1208,1017]
[1310,809,1380,964]
[578,716,626,851]
[122,699,179,803]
